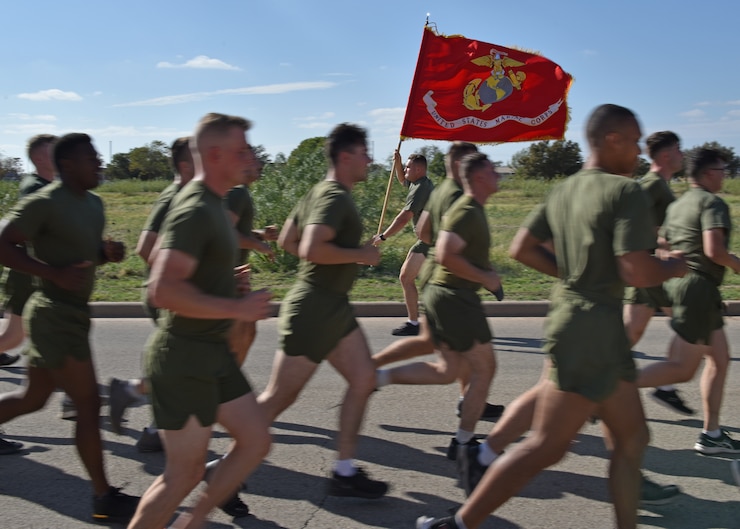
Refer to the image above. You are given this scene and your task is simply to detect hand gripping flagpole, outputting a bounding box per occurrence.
[376,138,403,236]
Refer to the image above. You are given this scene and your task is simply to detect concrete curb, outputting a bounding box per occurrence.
[89,300,740,318]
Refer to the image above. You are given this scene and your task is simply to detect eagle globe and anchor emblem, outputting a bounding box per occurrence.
[463,48,526,111]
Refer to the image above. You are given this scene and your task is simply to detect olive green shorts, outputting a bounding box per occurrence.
[664,272,724,345]
[409,239,430,256]
[278,282,358,363]
[140,285,160,324]
[145,330,251,430]
[623,285,670,309]
[4,269,36,316]
[421,284,492,352]
[544,295,635,402]
[24,294,92,369]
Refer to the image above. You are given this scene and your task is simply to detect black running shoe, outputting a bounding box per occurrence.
[391,322,420,336]
[417,515,459,529]
[447,437,480,461]
[92,486,139,524]
[457,441,489,496]
[651,389,694,416]
[327,467,388,499]
[456,400,505,420]
[220,493,250,518]
[0,437,22,455]
[0,352,19,367]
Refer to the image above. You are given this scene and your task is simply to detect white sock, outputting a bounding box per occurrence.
[477,441,499,466]
[376,369,391,388]
[407,320,419,326]
[125,379,142,399]
[658,385,675,392]
[454,513,469,529]
[334,459,356,477]
[703,429,721,438]
[455,429,474,444]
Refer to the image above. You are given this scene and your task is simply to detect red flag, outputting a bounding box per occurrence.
[400,26,573,143]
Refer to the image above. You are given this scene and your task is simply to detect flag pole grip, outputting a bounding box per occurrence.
[377,139,403,235]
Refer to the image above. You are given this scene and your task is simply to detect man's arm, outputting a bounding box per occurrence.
[617,250,687,287]
[136,229,158,264]
[436,230,500,292]
[703,228,740,273]
[299,224,379,266]
[227,210,274,258]
[416,211,432,245]
[373,209,414,244]
[509,227,558,278]
[148,248,271,322]
[393,150,406,186]
[277,217,299,256]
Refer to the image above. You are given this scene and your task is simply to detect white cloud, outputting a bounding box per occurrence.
[581,49,598,57]
[294,112,336,122]
[727,109,740,118]
[728,100,740,106]
[368,107,405,126]
[680,109,706,119]
[7,113,56,121]
[296,122,332,130]
[17,89,82,101]
[157,55,240,71]
[114,81,336,107]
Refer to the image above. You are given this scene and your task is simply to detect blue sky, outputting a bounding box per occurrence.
[2,0,739,171]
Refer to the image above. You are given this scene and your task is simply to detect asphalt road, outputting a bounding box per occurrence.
[0,315,738,528]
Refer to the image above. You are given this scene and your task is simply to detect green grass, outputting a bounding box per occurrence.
[3,177,740,302]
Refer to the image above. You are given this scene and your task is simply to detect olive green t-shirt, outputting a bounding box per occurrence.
[6,181,104,305]
[289,180,362,295]
[157,180,237,339]
[638,171,675,227]
[143,182,182,233]
[525,168,656,306]
[225,185,254,266]
[430,194,491,291]
[418,178,464,287]
[404,176,434,228]
[662,186,731,286]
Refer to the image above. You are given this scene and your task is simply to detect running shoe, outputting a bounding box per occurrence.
[447,436,480,461]
[136,427,164,453]
[416,516,459,529]
[640,474,680,505]
[59,395,77,421]
[457,441,489,496]
[92,486,139,524]
[0,352,19,367]
[327,467,388,499]
[456,399,505,420]
[109,378,140,434]
[694,429,740,455]
[391,322,420,336]
[651,389,694,416]
[0,436,22,455]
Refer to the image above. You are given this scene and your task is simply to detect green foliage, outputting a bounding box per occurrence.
[0,153,23,180]
[105,141,172,180]
[511,139,583,180]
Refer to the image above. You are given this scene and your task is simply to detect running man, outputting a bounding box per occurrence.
[257,123,388,499]
[637,147,740,455]
[377,152,501,463]
[127,113,273,529]
[0,133,139,523]
[374,151,433,336]
[418,104,687,529]
[0,134,57,368]
[623,131,693,414]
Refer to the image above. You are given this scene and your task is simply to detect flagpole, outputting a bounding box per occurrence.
[377,139,403,235]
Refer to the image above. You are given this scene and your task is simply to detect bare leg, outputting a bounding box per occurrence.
[384,346,460,386]
[458,341,496,432]
[326,327,377,460]
[0,365,55,421]
[701,329,730,431]
[0,313,25,352]
[372,315,433,367]
[637,335,707,389]
[598,380,649,529]
[458,380,595,529]
[257,350,318,423]
[623,303,655,348]
[127,417,212,529]
[171,393,271,529]
[399,251,425,322]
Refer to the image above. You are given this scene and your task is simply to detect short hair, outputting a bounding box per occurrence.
[325,123,367,165]
[194,113,251,150]
[27,134,57,159]
[445,142,478,173]
[585,104,637,148]
[459,152,491,186]
[53,133,92,172]
[646,131,680,160]
[407,153,427,169]
[688,147,727,180]
[170,136,192,172]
